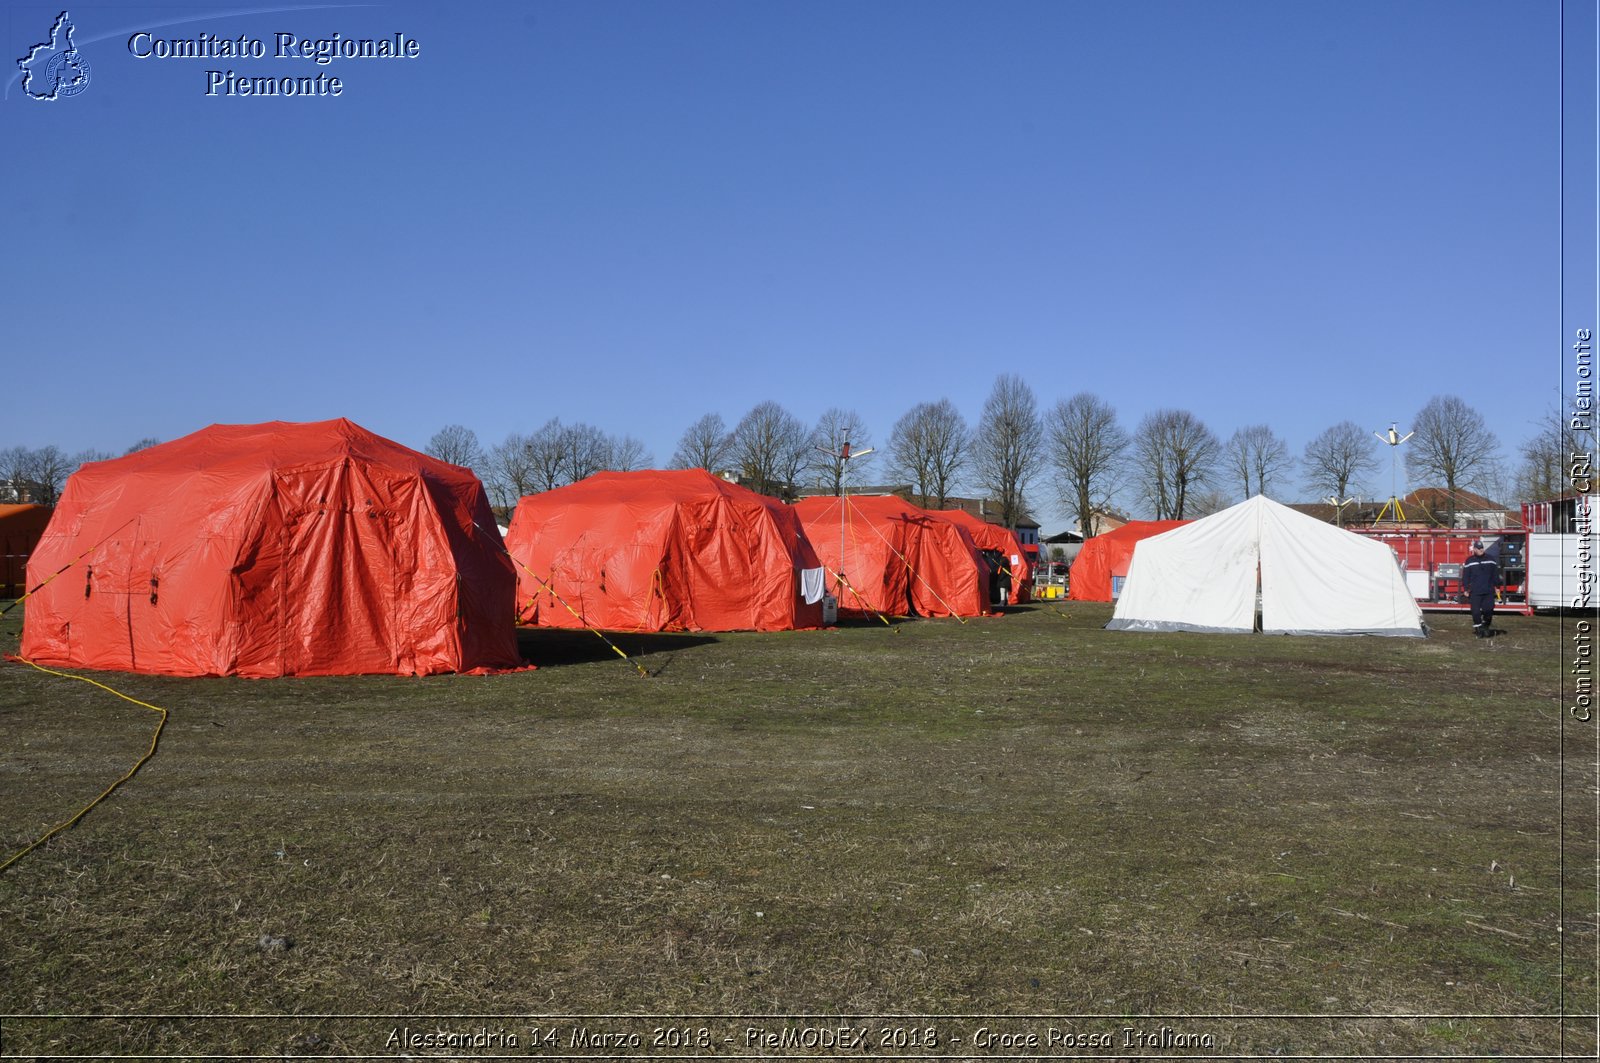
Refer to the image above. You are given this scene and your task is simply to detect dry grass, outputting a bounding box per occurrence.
[0,602,1594,1058]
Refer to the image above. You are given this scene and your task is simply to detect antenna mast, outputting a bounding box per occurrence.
[1372,423,1414,524]
[814,436,874,599]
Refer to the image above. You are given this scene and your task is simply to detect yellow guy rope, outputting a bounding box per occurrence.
[827,501,896,630]
[0,657,168,874]
[822,563,897,631]
[516,565,649,678]
[521,569,652,675]
[477,521,650,678]
[0,516,138,622]
[845,496,970,624]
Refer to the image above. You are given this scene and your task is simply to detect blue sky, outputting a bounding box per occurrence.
[4,0,1594,529]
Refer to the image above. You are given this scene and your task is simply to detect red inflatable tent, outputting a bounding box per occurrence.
[1,504,52,598]
[20,420,519,677]
[506,469,825,632]
[794,495,991,618]
[1067,520,1188,602]
[932,509,1033,604]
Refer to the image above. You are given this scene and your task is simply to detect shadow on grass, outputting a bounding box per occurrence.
[516,626,718,673]
[828,613,912,629]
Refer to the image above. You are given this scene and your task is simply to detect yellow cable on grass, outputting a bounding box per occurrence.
[0,658,168,874]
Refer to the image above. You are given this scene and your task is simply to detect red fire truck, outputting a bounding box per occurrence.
[1351,527,1531,614]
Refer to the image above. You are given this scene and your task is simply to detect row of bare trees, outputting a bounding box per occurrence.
[0,438,160,505]
[1047,394,1525,531]
[411,383,1570,530]
[427,421,650,511]
[8,387,1569,529]
[668,403,880,500]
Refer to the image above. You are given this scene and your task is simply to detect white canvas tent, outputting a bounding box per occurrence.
[1106,495,1426,637]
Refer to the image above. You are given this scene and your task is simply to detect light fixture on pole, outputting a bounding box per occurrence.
[1324,494,1360,527]
[814,438,874,600]
[1372,422,1413,523]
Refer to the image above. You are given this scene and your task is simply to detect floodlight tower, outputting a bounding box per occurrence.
[1324,494,1360,528]
[814,438,874,598]
[1372,422,1414,523]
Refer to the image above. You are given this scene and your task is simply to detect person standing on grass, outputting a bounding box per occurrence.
[1461,538,1500,639]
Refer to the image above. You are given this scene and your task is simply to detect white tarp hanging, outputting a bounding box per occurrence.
[1106,495,1426,637]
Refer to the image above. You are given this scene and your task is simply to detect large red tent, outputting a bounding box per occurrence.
[506,469,825,633]
[932,509,1033,604]
[20,420,519,677]
[1067,520,1188,602]
[793,495,991,618]
[1,504,52,598]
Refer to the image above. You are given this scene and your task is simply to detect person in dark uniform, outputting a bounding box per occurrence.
[1461,539,1500,638]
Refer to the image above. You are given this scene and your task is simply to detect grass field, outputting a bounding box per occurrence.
[0,600,1595,1059]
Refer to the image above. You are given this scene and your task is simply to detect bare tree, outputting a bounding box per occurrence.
[1224,424,1294,499]
[807,408,875,495]
[1302,421,1381,522]
[425,424,485,469]
[484,432,538,509]
[1132,409,1219,519]
[558,423,611,485]
[1046,393,1127,537]
[670,413,732,472]
[1185,487,1234,518]
[604,434,650,472]
[730,401,809,498]
[1517,405,1593,502]
[73,448,112,472]
[523,418,568,493]
[888,399,969,509]
[1406,395,1502,525]
[23,446,72,505]
[514,419,634,494]
[124,437,161,455]
[0,446,31,500]
[973,375,1042,528]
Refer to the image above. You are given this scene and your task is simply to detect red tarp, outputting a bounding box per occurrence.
[1,504,52,598]
[932,509,1033,604]
[506,469,824,632]
[20,420,519,677]
[794,494,992,618]
[1067,520,1188,602]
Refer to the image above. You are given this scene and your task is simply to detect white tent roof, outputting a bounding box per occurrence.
[1106,495,1426,637]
